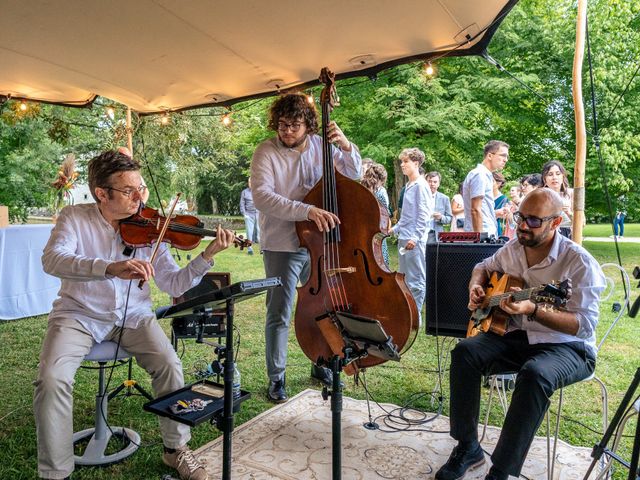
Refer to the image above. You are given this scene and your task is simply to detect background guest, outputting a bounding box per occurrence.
[541,160,573,238]
[450,182,465,232]
[361,163,392,266]
[520,173,542,197]
[425,171,452,241]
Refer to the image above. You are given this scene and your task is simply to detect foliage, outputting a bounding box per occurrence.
[1,0,640,221]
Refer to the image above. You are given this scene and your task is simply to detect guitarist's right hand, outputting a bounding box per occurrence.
[468,284,486,310]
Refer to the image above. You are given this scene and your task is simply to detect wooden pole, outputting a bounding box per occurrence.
[126,107,133,156]
[571,0,588,245]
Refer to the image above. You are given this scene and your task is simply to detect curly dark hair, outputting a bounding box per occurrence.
[268,93,318,134]
[88,150,140,203]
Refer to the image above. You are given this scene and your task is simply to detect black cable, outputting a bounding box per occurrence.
[585,20,630,309]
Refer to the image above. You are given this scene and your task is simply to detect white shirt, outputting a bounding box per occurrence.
[463,163,497,235]
[250,135,361,252]
[476,232,605,357]
[42,203,212,342]
[392,176,432,242]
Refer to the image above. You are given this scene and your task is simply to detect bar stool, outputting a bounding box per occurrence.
[73,341,141,466]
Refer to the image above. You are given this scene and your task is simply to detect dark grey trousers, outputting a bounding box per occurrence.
[449,330,595,476]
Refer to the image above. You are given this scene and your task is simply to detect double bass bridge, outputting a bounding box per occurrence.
[324,267,356,277]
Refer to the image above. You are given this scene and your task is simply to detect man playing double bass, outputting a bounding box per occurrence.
[250,93,361,403]
[435,188,605,480]
[36,150,235,480]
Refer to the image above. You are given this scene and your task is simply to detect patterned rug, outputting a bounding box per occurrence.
[195,389,595,479]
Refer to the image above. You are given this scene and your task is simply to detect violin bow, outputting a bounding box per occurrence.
[138,192,182,289]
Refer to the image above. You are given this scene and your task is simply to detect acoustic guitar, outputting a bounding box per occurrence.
[466,272,571,337]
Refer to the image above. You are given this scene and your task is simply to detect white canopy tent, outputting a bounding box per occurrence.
[1,0,518,114]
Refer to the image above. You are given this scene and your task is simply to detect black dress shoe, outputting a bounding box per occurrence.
[485,466,509,480]
[267,379,288,403]
[435,443,485,480]
[310,364,333,386]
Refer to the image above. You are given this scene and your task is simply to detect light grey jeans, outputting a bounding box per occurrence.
[34,317,189,479]
[397,238,426,326]
[262,249,310,382]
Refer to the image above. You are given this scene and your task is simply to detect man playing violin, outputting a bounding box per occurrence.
[36,150,234,480]
[250,93,361,403]
[435,188,605,480]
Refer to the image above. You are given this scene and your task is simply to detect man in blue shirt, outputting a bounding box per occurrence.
[391,148,432,324]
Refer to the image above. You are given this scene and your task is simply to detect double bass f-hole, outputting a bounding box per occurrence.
[353,248,383,286]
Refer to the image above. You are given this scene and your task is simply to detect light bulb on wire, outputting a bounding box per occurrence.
[19,100,28,111]
[106,106,115,120]
[222,113,231,126]
[306,94,314,104]
[424,62,435,76]
[160,113,170,125]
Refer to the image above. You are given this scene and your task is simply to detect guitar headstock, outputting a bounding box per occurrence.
[533,279,572,309]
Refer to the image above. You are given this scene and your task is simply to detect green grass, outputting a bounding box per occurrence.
[0,231,638,479]
[583,222,640,238]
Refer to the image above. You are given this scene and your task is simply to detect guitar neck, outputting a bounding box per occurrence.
[486,287,537,307]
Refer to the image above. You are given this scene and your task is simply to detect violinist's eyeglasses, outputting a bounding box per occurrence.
[277,121,304,132]
[513,212,559,229]
[107,185,148,198]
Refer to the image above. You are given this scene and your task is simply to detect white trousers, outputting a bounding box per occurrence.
[34,317,190,479]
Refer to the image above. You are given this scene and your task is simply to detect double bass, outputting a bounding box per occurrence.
[294,68,419,373]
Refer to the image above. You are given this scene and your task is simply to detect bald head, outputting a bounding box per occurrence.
[519,188,563,218]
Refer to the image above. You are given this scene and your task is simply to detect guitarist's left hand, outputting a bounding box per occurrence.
[499,287,536,317]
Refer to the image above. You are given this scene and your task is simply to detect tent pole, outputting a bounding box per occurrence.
[572,0,588,245]
[126,107,133,156]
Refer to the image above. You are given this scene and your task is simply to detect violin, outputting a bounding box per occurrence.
[120,206,251,251]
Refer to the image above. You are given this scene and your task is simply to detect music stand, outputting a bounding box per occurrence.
[317,311,400,480]
[154,277,282,480]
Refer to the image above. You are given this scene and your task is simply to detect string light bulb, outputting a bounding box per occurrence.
[221,112,231,126]
[424,62,435,76]
[19,100,28,111]
[306,94,314,104]
[160,112,170,125]
[106,106,115,119]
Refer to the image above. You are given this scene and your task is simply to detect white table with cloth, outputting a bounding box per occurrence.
[0,224,60,320]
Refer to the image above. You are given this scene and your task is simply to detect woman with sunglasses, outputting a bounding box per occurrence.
[541,160,573,238]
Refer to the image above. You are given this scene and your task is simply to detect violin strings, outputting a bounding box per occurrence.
[129,216,243,245]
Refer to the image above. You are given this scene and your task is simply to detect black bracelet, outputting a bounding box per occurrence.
[527,303,539,322]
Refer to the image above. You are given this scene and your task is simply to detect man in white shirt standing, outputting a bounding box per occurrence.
[463,140,509,235]
[391,148,432,325]
[251,93,361,403]
[36,150,235,480]
[435,188,605,480]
